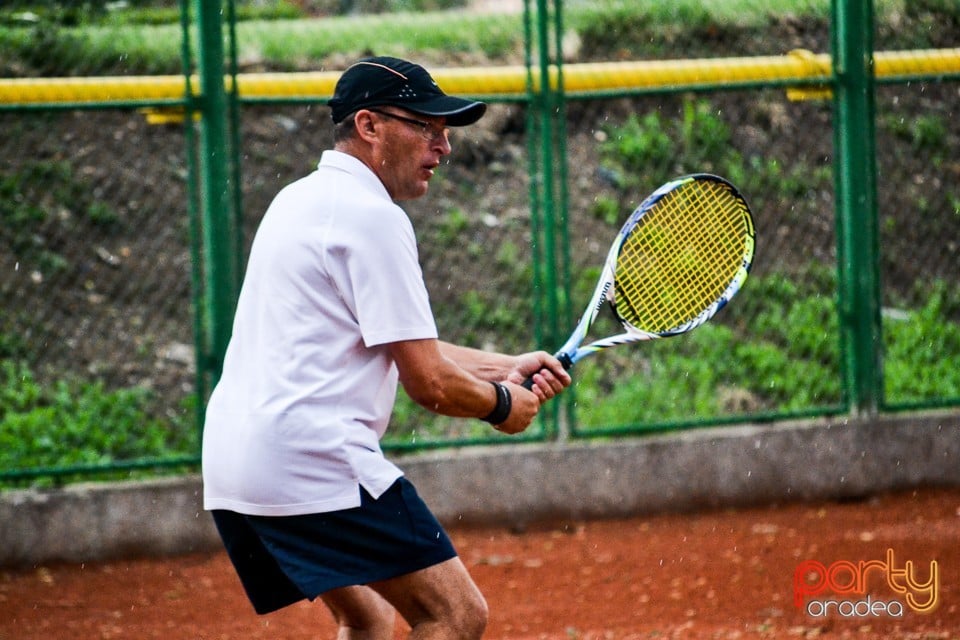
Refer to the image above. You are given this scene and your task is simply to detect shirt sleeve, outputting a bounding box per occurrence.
[325,199,438,347]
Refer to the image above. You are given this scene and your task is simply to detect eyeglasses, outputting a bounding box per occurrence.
[368,109,449,143]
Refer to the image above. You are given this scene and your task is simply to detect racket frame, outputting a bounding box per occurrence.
[556,173,754,368]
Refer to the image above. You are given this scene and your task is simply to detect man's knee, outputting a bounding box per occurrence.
[322,586,396,639]
[371,557,488,639]
[452,589,489,639]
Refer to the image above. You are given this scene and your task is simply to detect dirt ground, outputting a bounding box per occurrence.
[1,486,957,640]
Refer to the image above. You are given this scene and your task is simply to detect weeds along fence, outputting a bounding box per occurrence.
[0,0,958,486]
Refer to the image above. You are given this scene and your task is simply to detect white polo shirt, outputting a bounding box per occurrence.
[202,150,438,516]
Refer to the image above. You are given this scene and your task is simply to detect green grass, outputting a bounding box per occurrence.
[0,362,197,488]
[2,266,952,464]
[598,96,832,209]
[0,0,853,77]
[0,10,525,75]
[1,0,954,76]
[384,270,960,444]
[570,271,844,431]
[883,281,960,403]
[242,12,523,70]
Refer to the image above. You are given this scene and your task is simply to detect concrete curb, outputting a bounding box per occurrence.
[2,411,957,567]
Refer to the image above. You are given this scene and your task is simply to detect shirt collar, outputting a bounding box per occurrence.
[317,150,391,201]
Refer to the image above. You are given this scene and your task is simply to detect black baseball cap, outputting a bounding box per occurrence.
[328,56,487,127]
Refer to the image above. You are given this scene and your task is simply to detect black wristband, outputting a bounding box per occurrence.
[481,381,512,425]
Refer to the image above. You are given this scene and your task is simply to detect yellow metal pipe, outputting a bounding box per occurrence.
[558,52,831,93]
[874,48,960,77]
[229,71,339,99]
[0,75,189,104]
[1,48,958,106]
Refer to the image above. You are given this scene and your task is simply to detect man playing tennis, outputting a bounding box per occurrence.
[202,56,571,639]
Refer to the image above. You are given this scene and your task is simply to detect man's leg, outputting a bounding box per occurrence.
[322,585,396,640]
[369,557,488,640]
[319,558,486,640]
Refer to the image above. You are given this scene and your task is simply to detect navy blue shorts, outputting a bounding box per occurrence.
[212,478,457,614]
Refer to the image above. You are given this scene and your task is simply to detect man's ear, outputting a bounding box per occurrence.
[352,109,379,142]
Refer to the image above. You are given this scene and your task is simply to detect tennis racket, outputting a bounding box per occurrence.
[524,173,755,388]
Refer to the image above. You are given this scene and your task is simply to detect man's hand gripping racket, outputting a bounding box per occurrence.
[523,173,755,389]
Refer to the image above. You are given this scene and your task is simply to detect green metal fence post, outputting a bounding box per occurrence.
[193,0,241,382]
[179,0,207,437]
[535,0,560,358]
[550,0,574,439]
[522,0,566,438]
[831,0,883,415]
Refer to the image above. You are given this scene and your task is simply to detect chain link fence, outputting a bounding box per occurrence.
[875,79,960,408]
[1,0,958,484]
[0,108,199,483]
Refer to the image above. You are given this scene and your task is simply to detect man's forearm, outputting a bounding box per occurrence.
[437,341,516,382]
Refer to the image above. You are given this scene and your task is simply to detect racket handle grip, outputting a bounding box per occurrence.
[520,352,573,390]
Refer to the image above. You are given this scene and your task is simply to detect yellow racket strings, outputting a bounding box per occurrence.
[615,180,749,333]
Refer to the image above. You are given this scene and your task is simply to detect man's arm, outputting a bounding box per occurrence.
[437,342,569,395]
[386,339,570,434]
[435,342,521,381]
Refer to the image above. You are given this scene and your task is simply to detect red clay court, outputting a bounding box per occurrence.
[2,486,957,639]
